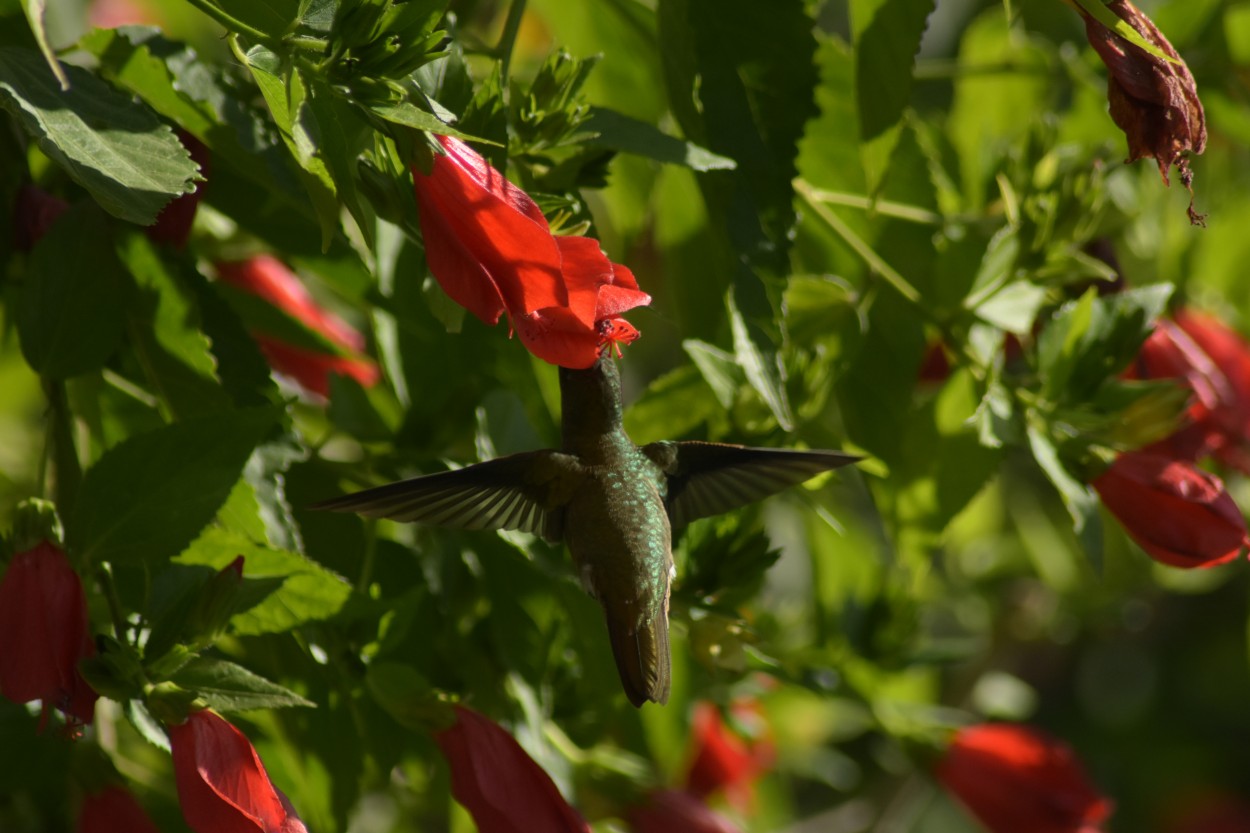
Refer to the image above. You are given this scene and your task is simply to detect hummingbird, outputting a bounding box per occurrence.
[313,354,858,706]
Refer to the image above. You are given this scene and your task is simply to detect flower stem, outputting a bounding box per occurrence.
[95,563,129,642]
[181,0,277,48]
[43,379,81,516]
[496,0,528,86]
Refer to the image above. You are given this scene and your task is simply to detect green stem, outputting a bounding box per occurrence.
[794,178,923,306]
[181,0,276,48]
[95,563,129,642]
[801,186,945,226]
[356,520,378,593]
[496,0,528,86]
[43,379,82,517]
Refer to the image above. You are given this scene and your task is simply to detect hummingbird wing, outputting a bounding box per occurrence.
[642,441,860,530]
[309,451,582,543]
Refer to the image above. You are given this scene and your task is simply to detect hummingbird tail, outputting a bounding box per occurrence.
[607,610,671,707]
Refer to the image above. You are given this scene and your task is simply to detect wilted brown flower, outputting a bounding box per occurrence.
[1077,0,1206,225]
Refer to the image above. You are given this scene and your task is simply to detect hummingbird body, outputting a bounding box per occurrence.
[557,360,674,704]
[314,355,859,706]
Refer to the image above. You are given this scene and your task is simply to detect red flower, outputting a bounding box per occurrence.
[168,709,307,833]
[1130,312,1250,468]
[78,784,161,833]
[412,136,650,368]
[432,705,589,833]
[147,131,209,249]
[214,256,379,397]
[0,540,98,728]
[627,789,742,833]
[1093,451,1248,568]
[684,701,773,812]
[935,724,1112,833]
[254,335,380,398]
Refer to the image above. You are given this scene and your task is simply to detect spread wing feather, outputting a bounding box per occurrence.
[643,441,860,530]
[310,451,578,543]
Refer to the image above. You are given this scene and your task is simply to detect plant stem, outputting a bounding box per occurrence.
[496,0,528,86]
[96,563,129,642]
[801,186,945,226]
[181,0,277,48]
[794,179,923,306]
[43,379,82,517]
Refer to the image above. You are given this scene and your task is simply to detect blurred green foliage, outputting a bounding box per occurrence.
[2,0,1250,832]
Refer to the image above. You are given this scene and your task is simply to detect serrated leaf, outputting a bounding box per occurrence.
[18,204,127,380]
[177,527,351,635]
[584,107,735,171]
[80,27,302,203]
[171,656,314,712]
[68,408,278,565]
[0,47,197,224]
[116,232,231,417]
[851,0,935,192]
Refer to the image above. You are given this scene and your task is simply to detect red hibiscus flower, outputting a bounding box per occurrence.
[627,789,742,833]
[935,723,1112,833]
[684,701,774,812]
[77,784,161,833]
[214,256,379,397]
[168,709,307,833]
[0,540,98,728]
[413,135,650,368]
[432,705,589,833]
[1129,312,1250,468]
[1093,451,1248,568]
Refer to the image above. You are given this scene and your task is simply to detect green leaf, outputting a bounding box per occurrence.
[18,0,67,89]
[17,204,127,380]
[68,408,278,566]
[367,101,479,140]
[729,289,793,430]
[974,281,1048,335]
[624,364,722,445]
[1037,284,1172,403]
[177,527,351,635]
[171,656,315,712]
[584,107,735,171]
[850,0,935,192]
[1026,420,1102,565]
[246,45,340,248]
[115,232,232,417]
[80,27,303,204]
[0,47,198,224]
[303,79,373,247]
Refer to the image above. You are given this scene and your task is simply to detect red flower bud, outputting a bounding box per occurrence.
[254,335,381,398]
[0,540,98,728]
[935,723,1112,833]
[77,784,161,833]
[627,789,742,833]
[432,705,589,833]
[684,701,773,812]
[214,256,379,397]
[413,136,649,368]
[169,709,307,833]
[1093,451,1249,568]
